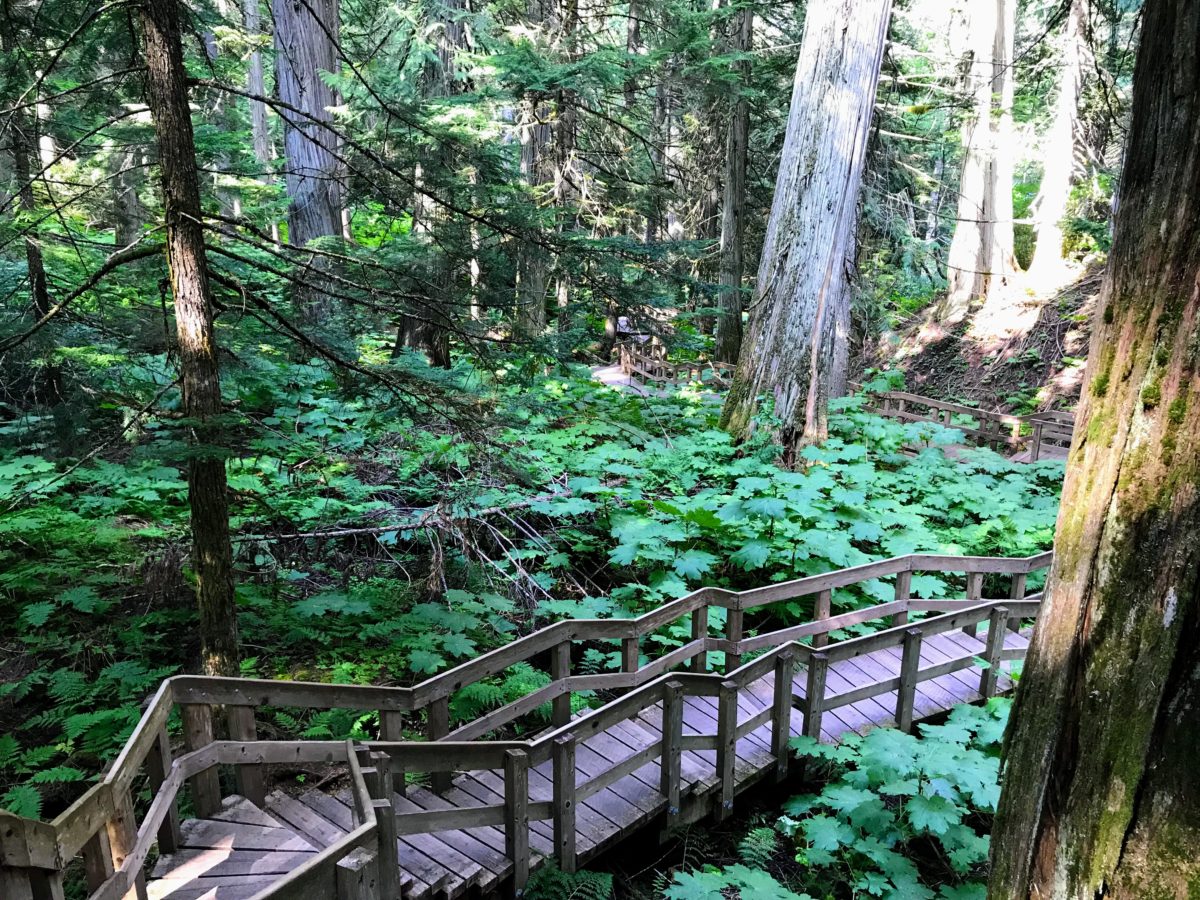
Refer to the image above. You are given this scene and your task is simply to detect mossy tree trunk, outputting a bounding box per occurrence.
[719,0,890,456]
[989,0,1200,894]
[141,0,240,677]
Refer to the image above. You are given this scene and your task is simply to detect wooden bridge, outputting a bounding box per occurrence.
[0,551,1053,900]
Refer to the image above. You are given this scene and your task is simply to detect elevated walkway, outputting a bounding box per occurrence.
[0,552,1051,900]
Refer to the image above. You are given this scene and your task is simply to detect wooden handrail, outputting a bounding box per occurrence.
[1,550,1053,897]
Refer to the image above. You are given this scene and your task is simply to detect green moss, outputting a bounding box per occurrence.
[1093,369,1111,397]
[1142,380,1162,408]
[1169,396,1188,426]
[1103,304,1115,325]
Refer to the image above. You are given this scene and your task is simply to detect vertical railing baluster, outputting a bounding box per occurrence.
[81,827,115,892]
[551,640,572,727]
[771,653,795,782]
[552,735,576,873]
[181,704,221,817]
[226,705,266,806]
[963,573,984,636]
[812,589,832,648]
[379,710,406,796]
[803,654,828,740]
[979,607,1010,698]
[690,604,708,672]
[365,751,399,900]
[1009,572,1027,632]
[107,783,148,900]
[426,697,451,793]
[892,570,912,627]
[725,607,744,672]
[715,681,738,822]
[144,725,181,852]
[896,629,923,732]
[660,681,683,831]
[504,750,530,896]
[620,636,639,680]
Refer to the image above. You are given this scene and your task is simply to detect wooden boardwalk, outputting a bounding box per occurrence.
[2,551,1050,900]
[145,627,1028,900]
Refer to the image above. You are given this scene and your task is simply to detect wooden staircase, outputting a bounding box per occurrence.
[1,551,1051,900]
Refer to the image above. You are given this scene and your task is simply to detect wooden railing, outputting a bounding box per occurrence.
[0,550,1052,899]
[868,391,1075,461]
[616,343,736,388]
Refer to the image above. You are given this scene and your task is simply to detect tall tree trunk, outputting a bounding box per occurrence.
[989,0,1200,895]
[1028,0,1086,279]
[244,0,279,244]
[554,0,579,334]
[941,0,1017,323]
[714,1,751,363]
[1,5,50,320]
[272,0,343,321]
[720,0,891,456]
[141,0,240,677]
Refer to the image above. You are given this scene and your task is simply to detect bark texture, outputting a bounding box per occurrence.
[719,0,890,454]
[713,1,751,364]
[941,0,1017,322]
[273,0,343,319]
[989,0,1200,895]
[141,0,240,677]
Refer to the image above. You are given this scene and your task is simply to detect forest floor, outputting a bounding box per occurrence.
[874,266,1102,414]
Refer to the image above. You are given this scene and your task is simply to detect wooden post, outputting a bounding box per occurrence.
[620,636,639,676]
[812,589,833,648]
[803,654,828,740]
[771,653,795,782]
[715,681,738,821]
[107,784,148,900]
[504,750,530,897]
[725,607,743,672]
[81,828,115,892]
[336,847,381,900]
[365,750,400,900]
[0,869,65,900]
[226,705,266,806]
[143,725,181,853]
[689,605,708,672]
[897,628,923,733]
[550,641,572,727]
[891,570,912,627]
[551,735,576,873]
[979,607,1010,698]
[1008,573,1027,631]
[1031,421,1044,462]
[426,697,451,793]
[660,681,683,830]
[181,704,221,818]
[379,710,406,796]
[963,573,984,636]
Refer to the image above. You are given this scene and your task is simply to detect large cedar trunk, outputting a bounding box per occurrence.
[988,0,1200,895]
[272,0,343,320]
[719,0,890,454]
[141,0,240,677]
[713,2,751,364]
[941,0,1017,323]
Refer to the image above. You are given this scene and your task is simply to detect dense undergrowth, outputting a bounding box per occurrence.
[0,361,1062,819]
